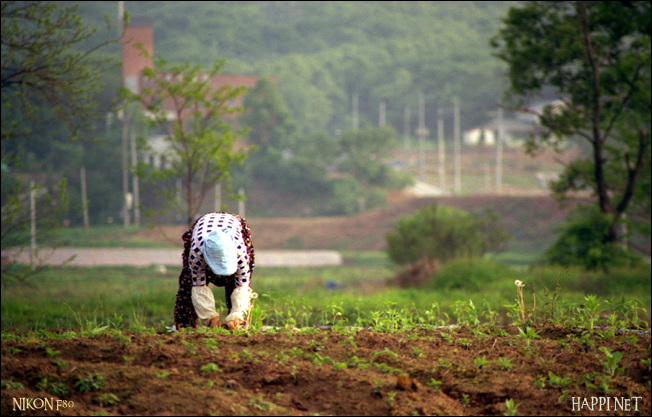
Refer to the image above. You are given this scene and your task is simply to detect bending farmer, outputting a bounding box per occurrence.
[174,212,255,330]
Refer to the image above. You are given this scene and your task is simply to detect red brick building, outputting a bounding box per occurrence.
[122,25,258,119]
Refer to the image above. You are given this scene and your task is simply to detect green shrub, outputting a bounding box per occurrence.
[425,258,519,291]
[385,204,510,265]
[544,206,642,271]
[529,264,651,297]
[327,178,385,215]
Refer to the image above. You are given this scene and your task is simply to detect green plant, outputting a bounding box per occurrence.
[373,347,398,359]
[474,357,490,369]
[247,396,275,411]
[410,346,423,359]
[438,358,452,369]
[45,347,61,358]
[503,398,520,416]
[453,300,481,326]
[48,382,68,397]
[181,340,196,355]
[333,361,348,371]
[290,365,298,385]
[497,358,513,371]
[547,371,572,388]
[1,380,24,390]
[289,347,303,358]
[598,346,624,377]
[347,356,369,370]
[461,393,470,407]
[580,295,602,333]
[373,380,383,394]
[373,362,401,375]
[558,390,571,404]
[427,378,442,391]
[339,336,357,349]
[76,374,105,392]
[239,349,255,363]
[200,363,223,376]
[439,332,453,345]
[4,347,21,355]
[641,357,651,371]
[517,326,540,341]
[96,393,120,406]
[514,280,535,329]
[109,313,125,330]
[312,353,332,365]
[458,338,472,349]
[274,352,290,366]
[204,338,219,351]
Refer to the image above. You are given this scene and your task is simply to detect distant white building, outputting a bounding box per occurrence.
[464,100,567,148]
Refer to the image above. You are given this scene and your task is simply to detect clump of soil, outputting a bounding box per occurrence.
[2,326,650,416]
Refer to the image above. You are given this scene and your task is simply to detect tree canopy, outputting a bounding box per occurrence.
[1,1,119,149]
[121,57,250,227]
[71,1,514,137]
[491,1,651,245]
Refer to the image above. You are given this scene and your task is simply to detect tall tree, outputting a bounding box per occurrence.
[239,78,337,196]
[122,57,250,227]
[1,1,122,281]
[1,1,120,150]
[491,1,651,244]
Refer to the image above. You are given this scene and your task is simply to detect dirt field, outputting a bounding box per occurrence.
[3,166,649,415]
[137,194,582,255]
[2,325,650,416]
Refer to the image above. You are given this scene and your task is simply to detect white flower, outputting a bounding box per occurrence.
[514,280,524,288]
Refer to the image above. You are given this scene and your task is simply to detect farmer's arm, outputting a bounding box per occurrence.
[191,285,221,326]
[224,249,252,324]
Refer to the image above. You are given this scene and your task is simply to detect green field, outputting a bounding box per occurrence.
[2,252,649,331]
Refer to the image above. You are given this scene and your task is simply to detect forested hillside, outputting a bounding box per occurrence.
[3,1,520,226]
[76,1,514,135]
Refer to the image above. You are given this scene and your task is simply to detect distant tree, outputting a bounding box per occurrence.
[240,78,298,151]
[338,127,412,189]
[121,57,250,227]
[545,205,641,271]
[491,1,651,247]
[1,1,120,149]
[239,78,337,195]
[1,1,122,281]
[385,204,510,266]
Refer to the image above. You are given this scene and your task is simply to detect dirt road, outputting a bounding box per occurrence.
[6,248,342,268]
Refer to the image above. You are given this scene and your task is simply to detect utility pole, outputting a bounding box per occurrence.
[352,93,359,130]
[495,107,504,193]
[453,97,461,195]
[437,107,446,194]
[30,181,36,268]
[403,106,411,149]
[379,101,386,128]
[130,126,140,225]
[121,108,131,227]
[81,166,89,229]
[417,92,426,182]
[119,1,130,227]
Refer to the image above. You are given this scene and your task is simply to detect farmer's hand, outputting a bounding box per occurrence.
[226,318,245,331]
[207,316,222,328]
